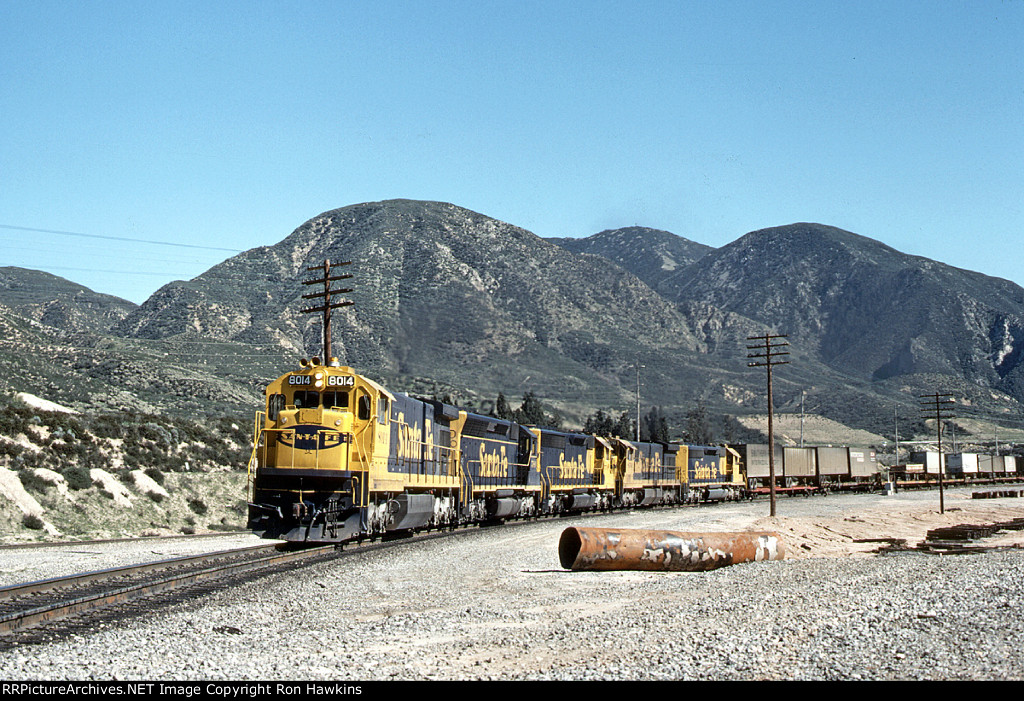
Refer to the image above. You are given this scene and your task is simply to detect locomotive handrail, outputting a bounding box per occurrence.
[460,456,474,510]
[256,424,354,474]
[248,411,266,473]
[247,411,266,500]
[352,420,372,474]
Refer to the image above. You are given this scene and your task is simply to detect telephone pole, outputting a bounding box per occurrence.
[800,390,805,448]
[919,392,954,514]
[894,404,901,466]
[635,362,644,442]
[747,333,790,517]
[301,259,354,361]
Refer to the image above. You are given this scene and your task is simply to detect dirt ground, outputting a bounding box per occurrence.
[744,487,1024,559]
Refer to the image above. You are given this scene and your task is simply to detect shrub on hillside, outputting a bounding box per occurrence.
[17,469,50,495]
[0,406,31,436]
[63,466,92,491]
[0,440,24,459]
[22,514,45,530]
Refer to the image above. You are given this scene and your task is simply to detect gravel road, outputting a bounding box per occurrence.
[2,487,1024,681]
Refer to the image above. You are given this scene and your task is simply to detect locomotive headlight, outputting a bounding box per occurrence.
[335,420,342,426]
[315,380,324,388]
[314,372,323,379]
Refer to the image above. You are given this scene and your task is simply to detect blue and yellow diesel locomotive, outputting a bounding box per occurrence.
[246,359,748,543]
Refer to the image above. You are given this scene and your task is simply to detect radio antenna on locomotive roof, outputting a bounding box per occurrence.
[301,259,353,362]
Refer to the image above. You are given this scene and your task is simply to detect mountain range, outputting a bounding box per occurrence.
[4,199,1024,444]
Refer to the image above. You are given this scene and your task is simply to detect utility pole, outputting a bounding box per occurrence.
[301,259,354,361]
[800,390,805,448]
[747,333,790,517]
[919,392,954,514]
[635,362,645,442]
[894,405,900,466]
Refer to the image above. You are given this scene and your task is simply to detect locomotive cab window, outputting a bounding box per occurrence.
[293,391,320,408]
[377,395,389,425]
[357,391,372,421]
[267,393,285,420]
[322,391,350,409]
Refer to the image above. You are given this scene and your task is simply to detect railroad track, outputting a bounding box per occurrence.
[0,529,250,551]
[0,541,338,644]
[3,483,1017,646]
[0,525,490,647]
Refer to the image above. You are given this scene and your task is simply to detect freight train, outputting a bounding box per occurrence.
[738,444,882,493]
[891,451,1024,487]
[739,445,1024,493]
[245,359,1024,543]
[245,359,747,543]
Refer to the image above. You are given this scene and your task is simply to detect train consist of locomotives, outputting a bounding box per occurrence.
[245,359,748,543]
[245,361,1023,544]
[243,259,1024,544]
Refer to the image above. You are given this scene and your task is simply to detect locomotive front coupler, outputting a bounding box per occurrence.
[292,501,318,520]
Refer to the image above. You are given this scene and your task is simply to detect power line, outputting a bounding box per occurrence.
[5,265,195,278]
[0,224,244,253]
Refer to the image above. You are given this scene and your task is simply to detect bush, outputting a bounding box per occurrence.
[17,469,50,495]
[140,422,173,445]
[0,441,24,459]
[90,414,128,440]
[187,498,208,516]
[0,406,31,435]
[64,467,92,491]
[22,513,45,530]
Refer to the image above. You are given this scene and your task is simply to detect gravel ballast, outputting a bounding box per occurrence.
[0,533,268,588]
[2,487,1023,681]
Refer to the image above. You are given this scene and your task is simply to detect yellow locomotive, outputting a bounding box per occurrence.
[245,357,752,543]
[246,259,749,543]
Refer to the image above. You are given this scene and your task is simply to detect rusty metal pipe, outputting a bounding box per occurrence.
[558,527,785,572]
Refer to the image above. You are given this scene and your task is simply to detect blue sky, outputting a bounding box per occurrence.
[1,1,1021,304]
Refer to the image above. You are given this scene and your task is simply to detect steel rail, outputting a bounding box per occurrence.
[0,543,281,602]
[0,526,482,639]
[0,530,250,551]
[0,544,334,635]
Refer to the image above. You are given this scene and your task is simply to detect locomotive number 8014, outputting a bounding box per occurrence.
[246,358,746,543]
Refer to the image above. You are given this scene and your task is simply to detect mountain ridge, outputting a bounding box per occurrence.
[547,226,714,294]
[4,200,1024,441]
